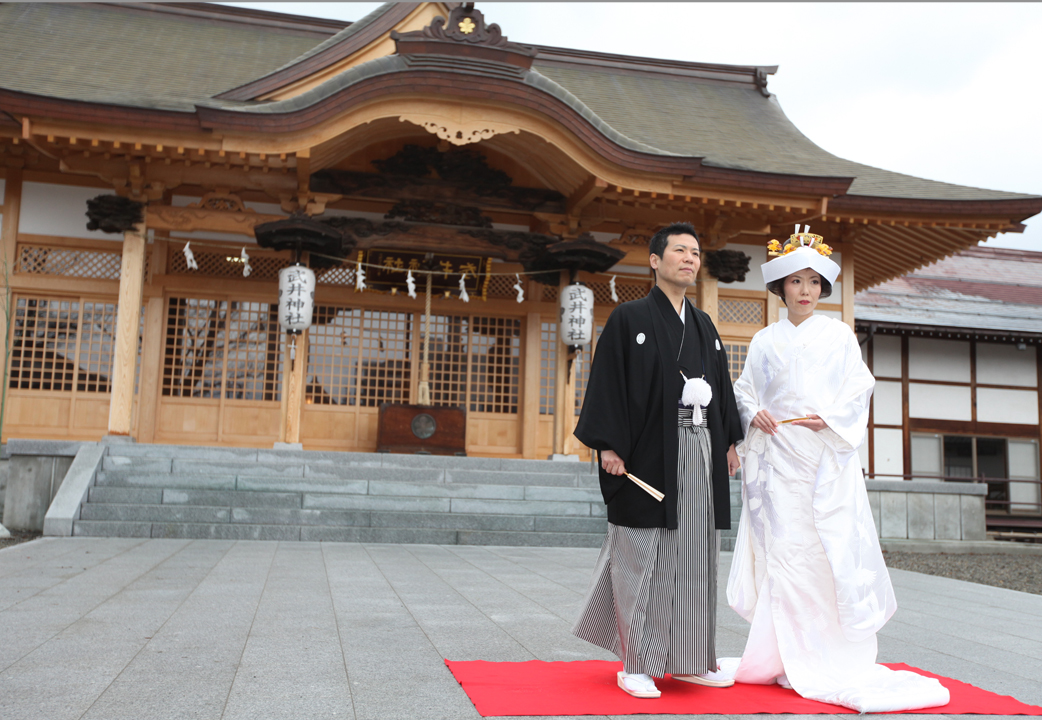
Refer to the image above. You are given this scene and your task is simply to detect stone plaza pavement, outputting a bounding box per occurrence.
[1,538,1039,720]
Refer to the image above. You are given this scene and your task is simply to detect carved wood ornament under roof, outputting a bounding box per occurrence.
[391,3,537,145]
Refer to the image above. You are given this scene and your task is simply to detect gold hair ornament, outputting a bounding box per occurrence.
[767,225,832,258]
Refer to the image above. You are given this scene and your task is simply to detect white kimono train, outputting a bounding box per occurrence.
[726,315,950,713]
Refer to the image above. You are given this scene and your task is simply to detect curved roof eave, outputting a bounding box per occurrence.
[215,2,416,102]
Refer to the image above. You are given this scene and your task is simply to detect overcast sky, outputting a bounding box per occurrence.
[222,2,1042,252]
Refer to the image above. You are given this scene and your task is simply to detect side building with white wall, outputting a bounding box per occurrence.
[856,246,1042,537]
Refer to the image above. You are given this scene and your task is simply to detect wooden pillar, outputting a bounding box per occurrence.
[134,296,165,443]
[765,288,780,326]
[521,311,541,459]
[1,168,23,438]
[840,243,855,331]
[106,222,146,437]
[552,275,570,454]
[280,331,308,444]
[696,265,718,322]
[561,349,579,455]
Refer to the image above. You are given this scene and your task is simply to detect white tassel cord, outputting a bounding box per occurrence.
[680,371,713,425]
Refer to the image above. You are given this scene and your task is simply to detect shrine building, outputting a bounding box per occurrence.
[2,2,1040,462]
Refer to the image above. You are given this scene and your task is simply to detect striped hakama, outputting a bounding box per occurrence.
[572,408,718,677]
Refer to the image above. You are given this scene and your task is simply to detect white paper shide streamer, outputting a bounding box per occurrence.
[458,273,469,303]
[355,261,367,291]
[609,275,618,303]
[680,370,713,424]
[406,269,417,299]
[513,273,524,303]
[182,242,198,270]
[559,283,594,346]
[277,265,315,333]
[240,247,251,277]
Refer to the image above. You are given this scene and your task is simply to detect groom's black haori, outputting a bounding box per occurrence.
[573,274,742,531]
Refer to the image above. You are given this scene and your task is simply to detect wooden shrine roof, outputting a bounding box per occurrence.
[0,2,1037,208]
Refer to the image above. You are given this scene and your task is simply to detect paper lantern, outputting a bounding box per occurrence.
[559,283,594,346]
[278,264,316,333]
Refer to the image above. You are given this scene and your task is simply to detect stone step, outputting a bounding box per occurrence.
[76,502,609,535]
[72,519,607,547]
[96,464,597,489]
[103,444,598,475]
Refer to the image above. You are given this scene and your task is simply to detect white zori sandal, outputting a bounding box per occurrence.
[672,666,736,688]
[617,671,661,698]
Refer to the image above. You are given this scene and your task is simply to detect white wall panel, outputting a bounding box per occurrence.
[977,388,1039,425]
[909,337,970,382]
[873,380,903,426]
[908,383,971,421]
[872,335,902,378]
[873,428,904,478]
[976,343,1037,387]
[19,183,120,241]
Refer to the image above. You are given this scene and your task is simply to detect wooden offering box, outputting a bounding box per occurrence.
[377,404,467,456]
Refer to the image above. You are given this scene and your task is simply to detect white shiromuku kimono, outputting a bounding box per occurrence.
[726,315,950,713]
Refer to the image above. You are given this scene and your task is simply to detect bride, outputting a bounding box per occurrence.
[725,228,950,713]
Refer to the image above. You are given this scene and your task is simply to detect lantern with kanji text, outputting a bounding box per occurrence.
[278,264,316,333]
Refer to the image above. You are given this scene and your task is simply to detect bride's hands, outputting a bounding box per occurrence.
[790,414,827,432]
[751,409,779,435]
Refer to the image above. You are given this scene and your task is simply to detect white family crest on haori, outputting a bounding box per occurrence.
[636,332,645,345]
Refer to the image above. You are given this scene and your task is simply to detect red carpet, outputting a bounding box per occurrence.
[445,659,1042,716]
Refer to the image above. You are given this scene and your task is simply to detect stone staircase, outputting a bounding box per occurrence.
[74,444,740,549]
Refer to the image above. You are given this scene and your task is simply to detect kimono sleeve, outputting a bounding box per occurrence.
[732,332,764,438]
[817,325,875,466]
[573,308,632,458]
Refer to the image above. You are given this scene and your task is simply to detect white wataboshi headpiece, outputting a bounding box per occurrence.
[761,224,840,285]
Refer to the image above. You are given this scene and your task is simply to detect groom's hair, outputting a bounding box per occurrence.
[649,222,700,260]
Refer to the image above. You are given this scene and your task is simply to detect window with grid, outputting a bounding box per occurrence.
[8,295,119,392]
[162,296,282,400]
[469,316,521,414]
[723,342,749,382]
[719,298,764,326]
[307,308,411,406]
[540,322,556,414]
[426,315,468,407]
[359,311,411,406]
